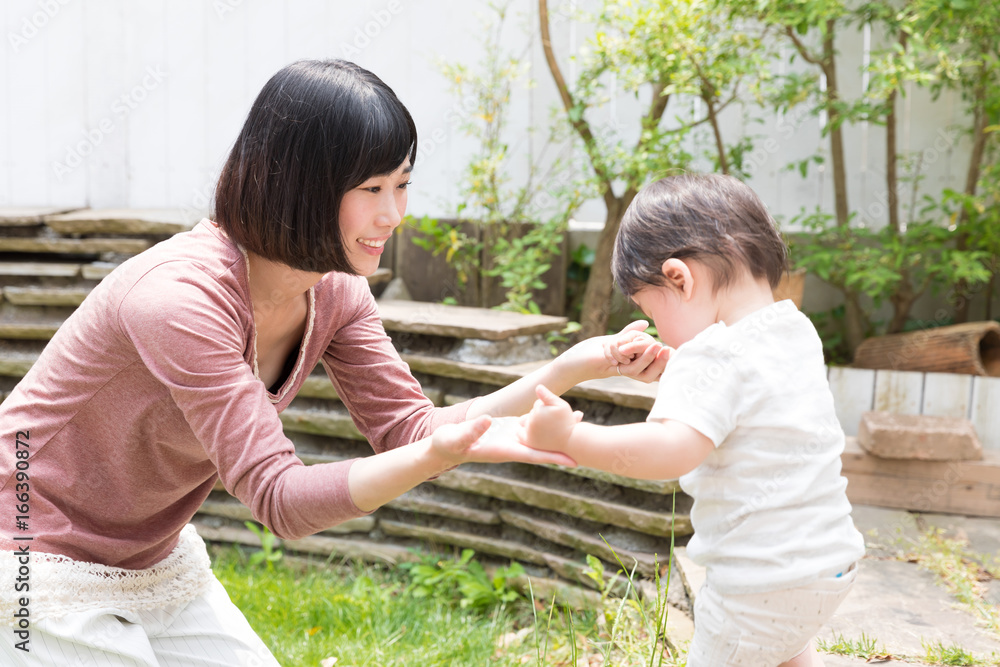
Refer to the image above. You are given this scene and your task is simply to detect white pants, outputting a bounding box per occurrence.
[686,562,859,667]
[0,574,280,666]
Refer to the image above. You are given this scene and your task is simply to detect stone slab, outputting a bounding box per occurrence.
[81,262,118,280]
[366,267,392,287]
[3,286,90,306]
[540,462,681,495]
[433,467,691,538]
[0,342,42,377]
[0,237,150,255]
[379,519,550,567]
[44,208,197,235]
[0,207,80,226]
[0,322,60,340]
[0,261,81,277]
[858,411,983,461]
[193,522,415,565]
[672,546,706,609]
[293,372,341,401]
[498,509,662,577]
[377,299,567,340]
[401,353,659,411]
[278,406,365,441]
[197,499,374,534]
[822,558,1000,658]
[386,492,499,525]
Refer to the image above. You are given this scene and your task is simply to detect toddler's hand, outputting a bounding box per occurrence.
[517,385,583,453]
[607,322,672,382]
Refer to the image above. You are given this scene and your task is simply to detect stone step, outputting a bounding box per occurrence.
[192,520,416,565]
[0,236,150,255]
[385,491,500,525]
[401,353,659,411]
[0,261,82,277]
[498,509,665,577]
[433,467,691,538]
[0,318,61,340]
[0,207,81,227]
[0,341,43,377]
[3,286,91,306]
[368,267,392,288]
[380,519,552,567]
[539,463,681,496]
[279,403,365,441]
[295,371,341,401]
[197,496,375,535]
[43,208,197,236]
[377,299,567,340]
[81,262,118,280]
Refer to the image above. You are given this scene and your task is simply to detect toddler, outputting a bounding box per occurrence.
[519,173,865,667]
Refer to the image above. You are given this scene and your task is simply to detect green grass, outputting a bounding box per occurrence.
[816,632,886,659]
[211,545,684,667]
[923,640,981,666]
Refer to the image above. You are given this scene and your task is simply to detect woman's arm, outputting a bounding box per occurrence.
[466,321,671,419]
[347,415,575,512]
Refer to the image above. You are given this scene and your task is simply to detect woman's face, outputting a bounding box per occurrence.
[339,160,411,276]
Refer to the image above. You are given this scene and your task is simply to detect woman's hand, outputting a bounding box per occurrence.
[430,415,577,468]
[517,385,583,454]
[559,321,671,383]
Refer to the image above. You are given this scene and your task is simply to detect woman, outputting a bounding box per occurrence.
[0,60,668,665]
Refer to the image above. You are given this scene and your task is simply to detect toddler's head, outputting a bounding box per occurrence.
[612,174,788,345]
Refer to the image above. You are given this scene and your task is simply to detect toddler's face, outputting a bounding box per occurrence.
[630,259,718,349]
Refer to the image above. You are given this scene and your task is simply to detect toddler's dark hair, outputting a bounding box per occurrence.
[214,59,416,274]
[612,173,787,297]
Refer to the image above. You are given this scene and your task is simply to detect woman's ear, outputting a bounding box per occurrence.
[661,258,694,300]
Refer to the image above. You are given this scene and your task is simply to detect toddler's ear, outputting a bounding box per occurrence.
[660,258,694,299]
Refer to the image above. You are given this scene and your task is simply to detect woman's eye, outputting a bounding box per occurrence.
[398,181,412,190]
[366,186,381,193]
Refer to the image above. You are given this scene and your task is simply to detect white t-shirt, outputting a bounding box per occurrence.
[648,299,865,594]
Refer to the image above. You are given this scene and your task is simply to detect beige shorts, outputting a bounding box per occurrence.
[685,562,859,667]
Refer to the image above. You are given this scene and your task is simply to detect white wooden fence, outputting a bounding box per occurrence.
[0,0,973,228]
[829,367,1000,450]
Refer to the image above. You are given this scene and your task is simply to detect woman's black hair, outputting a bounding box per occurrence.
[612,173,788,297]
[213,59,417,273]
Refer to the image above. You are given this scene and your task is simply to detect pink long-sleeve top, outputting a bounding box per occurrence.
[0,219,470,569]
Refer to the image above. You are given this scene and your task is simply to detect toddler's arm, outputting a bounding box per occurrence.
[518,385,713,480]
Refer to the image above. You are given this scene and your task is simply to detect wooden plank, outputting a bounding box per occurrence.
[828,367,875,436]
[841,438,1000,518]
[873,369,924,415]
[970,376,1000,452]
[921,372,972,419]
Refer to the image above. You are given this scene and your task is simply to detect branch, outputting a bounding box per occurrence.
[784,26,823,67]
[538,0,616,203]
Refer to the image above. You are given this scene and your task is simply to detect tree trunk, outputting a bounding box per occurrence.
[845,291,868,356]
[823,20,850,229]
[953,74,989,324]
[702,87,729,175]
[578,198,628,339]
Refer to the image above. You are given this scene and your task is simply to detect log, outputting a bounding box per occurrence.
[852,321,1000,377]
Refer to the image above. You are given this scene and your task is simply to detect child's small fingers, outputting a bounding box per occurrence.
[572,410,584,423]
[618,320,648,335]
